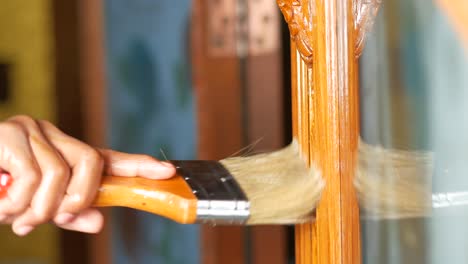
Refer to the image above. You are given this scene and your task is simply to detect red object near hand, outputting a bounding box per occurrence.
[0,172,12,198]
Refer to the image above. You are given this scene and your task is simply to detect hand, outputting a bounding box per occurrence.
[0,115,175,236]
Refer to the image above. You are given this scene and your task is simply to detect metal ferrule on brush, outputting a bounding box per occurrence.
[171,160,250,225]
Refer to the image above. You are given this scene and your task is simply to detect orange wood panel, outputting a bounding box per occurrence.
[280,0,361,263]
[339,1,361,262]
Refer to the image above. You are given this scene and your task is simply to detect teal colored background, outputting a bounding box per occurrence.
[104,1,199,263]
[359,1,468,263]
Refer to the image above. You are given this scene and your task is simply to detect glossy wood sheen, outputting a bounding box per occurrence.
[340,1,361,262]
[94,174,198,224]
[281,0,361,263]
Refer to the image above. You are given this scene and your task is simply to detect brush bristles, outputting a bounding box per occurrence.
[355,139,433,219]
[220,140,324,225]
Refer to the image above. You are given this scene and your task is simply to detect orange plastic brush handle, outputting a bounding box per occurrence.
[0,172,198,224]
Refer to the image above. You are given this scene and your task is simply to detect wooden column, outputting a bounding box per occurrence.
[278,0,361,263]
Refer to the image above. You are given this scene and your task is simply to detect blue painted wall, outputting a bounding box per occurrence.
[104,1,199,263]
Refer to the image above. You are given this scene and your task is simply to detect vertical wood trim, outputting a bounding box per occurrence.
[52,0,88,263]
[340,0,362,264]
[193,0,288,262]
[291,0,361,263]
[53,0,83,138]
[252,226,286,264]
[191,1,246,264]
[247,54,287,264]
[338,0,361,262]
[77,0,110,264]
[78,0,107,148]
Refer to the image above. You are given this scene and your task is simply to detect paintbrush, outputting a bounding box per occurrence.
[355,139,468,220]
[96,139,467,222]
[355,139,433,219]
[0,140,324,225]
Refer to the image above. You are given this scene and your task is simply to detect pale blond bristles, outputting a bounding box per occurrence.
[355,139,433,219]
[220,137,433,224]
[221,140,324,225]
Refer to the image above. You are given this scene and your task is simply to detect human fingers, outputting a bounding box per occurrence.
[10,118,70,236]
[98,149,175,179]
[38,120,103,218]
[55,208,104,233]
[0,117,43,220]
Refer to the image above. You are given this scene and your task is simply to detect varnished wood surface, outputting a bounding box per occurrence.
[340,1,361,262]
[94,174,198,224]
[282,0,361,263]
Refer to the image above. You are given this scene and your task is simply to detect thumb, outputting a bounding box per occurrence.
[98,149,175,180]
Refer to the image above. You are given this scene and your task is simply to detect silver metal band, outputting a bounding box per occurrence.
[171,160,250,225]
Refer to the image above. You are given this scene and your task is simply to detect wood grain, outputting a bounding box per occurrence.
[94,175,198,224]
[280,0,361,263]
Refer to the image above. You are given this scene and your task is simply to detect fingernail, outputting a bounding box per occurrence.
[14,225,33,236]
[54,213,75,225]
[0,214,7,222]
[160,162,174,169]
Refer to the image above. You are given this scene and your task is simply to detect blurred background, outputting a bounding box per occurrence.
[0,0,293,263]
[2,0,468,263]
[359,0,468,263]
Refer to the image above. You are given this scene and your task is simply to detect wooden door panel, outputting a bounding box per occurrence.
[192,0,287,263]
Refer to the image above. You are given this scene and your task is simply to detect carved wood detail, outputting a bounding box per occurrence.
[277,0,314,64]
[354,0,382,57]
[278,0,382,60]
